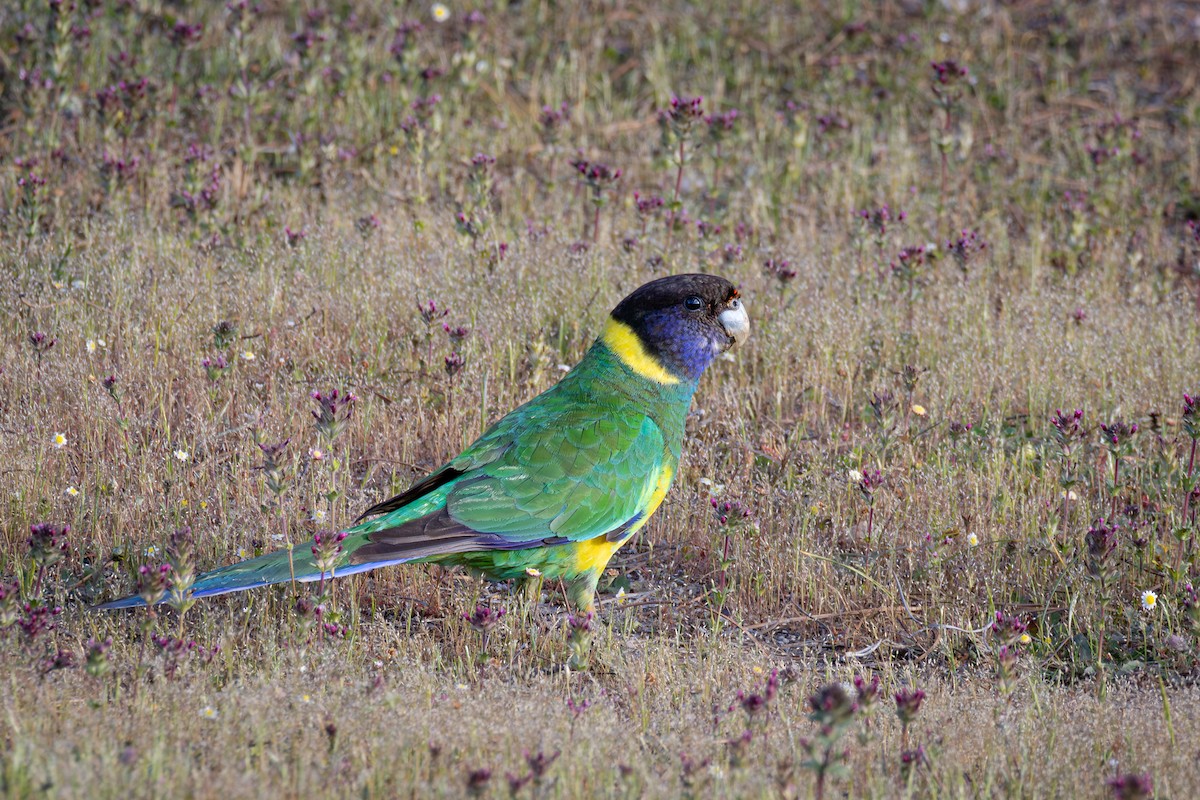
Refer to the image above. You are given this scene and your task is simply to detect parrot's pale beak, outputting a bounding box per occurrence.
[718,300,750,347]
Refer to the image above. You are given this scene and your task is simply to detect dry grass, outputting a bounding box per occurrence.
[4,635,1200,798]
[3,0,1200,796]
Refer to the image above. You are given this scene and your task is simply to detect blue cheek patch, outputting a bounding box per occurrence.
[643,310,723,382]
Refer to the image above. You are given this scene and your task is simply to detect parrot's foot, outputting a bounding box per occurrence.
[566,609,595,670]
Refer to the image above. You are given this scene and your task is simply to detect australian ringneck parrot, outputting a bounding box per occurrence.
[98,274,750,613]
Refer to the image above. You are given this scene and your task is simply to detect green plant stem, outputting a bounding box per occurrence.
[1181,438,1197,566]
[591,189,602,244]
[1096,574,1108,701]
[664,138,686,253]
[1111,454,1120,519]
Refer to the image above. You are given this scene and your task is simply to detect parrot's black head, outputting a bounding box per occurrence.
[602,274,749,383]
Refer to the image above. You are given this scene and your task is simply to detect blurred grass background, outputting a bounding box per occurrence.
[2,0,1200,796]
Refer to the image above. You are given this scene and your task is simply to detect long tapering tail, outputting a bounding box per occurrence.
[94,471,476,611]
[93,533,412,610]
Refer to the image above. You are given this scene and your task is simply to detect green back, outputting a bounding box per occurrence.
[354,338,697,545]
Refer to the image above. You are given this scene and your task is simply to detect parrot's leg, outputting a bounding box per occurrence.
[566,571,600,669]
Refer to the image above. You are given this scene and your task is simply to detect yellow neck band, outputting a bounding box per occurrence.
[600,318,680,385]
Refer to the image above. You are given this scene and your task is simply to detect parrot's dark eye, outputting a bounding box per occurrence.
[684,296,704,311]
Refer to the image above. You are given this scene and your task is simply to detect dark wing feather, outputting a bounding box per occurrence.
[351,504,568,563]
[355,465,464,522]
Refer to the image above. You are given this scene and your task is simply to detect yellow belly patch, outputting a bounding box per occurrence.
[572,463,674,573]
[601,318,680,385]
[571,536,625,574]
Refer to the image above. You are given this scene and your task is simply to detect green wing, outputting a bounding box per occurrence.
[449,409,665,540]
[348,398,668,564]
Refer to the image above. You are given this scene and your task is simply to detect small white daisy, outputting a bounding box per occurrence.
[64,486,80,498]
[848,469,864,483]
[199,706,218,720]
[144,545,161,558]
[240,350,256,361]
[431,3,450,22]
[615,587,627,606]
[311,508,327,523]
[52,432,68,449]
[911,404,927,417]
[309,448,325,461]
[1141,590,1158,612]
[86,339,98,354]
[967,532,979,547]
[174,449,189,462]
[236,547,251,559]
